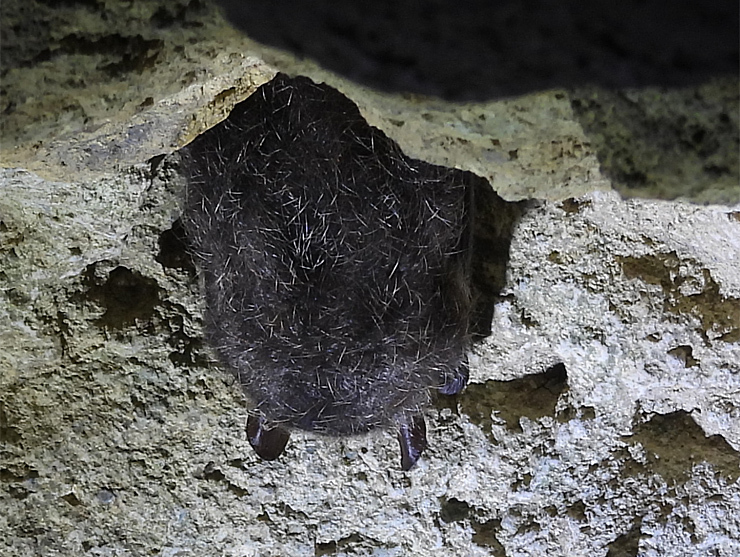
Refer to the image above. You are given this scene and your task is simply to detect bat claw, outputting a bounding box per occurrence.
[247,415,290,461]
[397,415,428,471]
[439,359,469,395]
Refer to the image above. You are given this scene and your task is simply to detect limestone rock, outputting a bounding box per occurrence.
[1,0,738,555]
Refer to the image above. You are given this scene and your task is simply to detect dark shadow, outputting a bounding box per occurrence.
[470,181,530,339]
[156,218,196,273]
[83,264,162,329]
[460,362,569,434]
[626,410,739,483]
[217,0,738,101]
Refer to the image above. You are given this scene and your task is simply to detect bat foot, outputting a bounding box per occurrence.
[247,415,290,461]
[397,415,428,471]
[439,360,469,395]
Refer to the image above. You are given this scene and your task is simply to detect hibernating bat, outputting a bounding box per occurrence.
[182,73,477,470]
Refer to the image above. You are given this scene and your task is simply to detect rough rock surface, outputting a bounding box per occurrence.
[2,167,738,556]
[1,0,737,203]
[1,1,739,556]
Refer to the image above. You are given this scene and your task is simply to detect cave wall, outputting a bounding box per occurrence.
[1,1,739,555]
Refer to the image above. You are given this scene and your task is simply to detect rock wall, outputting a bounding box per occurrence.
[1,1,738,555]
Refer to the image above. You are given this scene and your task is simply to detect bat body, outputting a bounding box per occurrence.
[183,74,474,469]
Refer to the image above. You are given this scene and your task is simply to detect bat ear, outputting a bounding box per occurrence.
[247,415,290,461]
[397,415,428,471]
